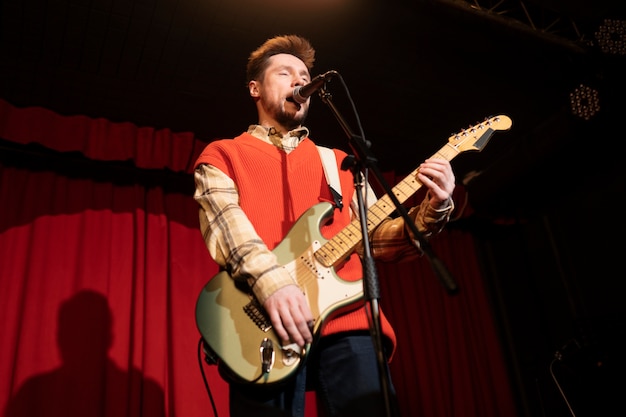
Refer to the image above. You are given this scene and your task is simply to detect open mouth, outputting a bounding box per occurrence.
[286,96,301,109]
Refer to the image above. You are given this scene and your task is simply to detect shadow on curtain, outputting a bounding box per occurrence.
[4,290,165,416]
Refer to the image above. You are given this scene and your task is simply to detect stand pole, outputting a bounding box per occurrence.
[316,81,459,416]
[348,161,396,417]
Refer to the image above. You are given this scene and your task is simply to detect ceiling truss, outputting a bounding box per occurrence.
[433,0,625,55]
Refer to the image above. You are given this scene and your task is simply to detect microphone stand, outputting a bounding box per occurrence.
[317,83,458,417]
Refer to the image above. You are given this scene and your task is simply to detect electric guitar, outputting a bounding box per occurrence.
[196,115,512,384]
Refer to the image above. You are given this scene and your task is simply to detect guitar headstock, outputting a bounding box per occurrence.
[448,115,512,153]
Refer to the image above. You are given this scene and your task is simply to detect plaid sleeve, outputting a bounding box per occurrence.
[193,164,297,304]
[361,194,454,262]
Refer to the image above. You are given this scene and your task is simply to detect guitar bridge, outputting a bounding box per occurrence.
[243,299,272,332]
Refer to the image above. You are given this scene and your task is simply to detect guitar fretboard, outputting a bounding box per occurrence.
[313,115,511,268]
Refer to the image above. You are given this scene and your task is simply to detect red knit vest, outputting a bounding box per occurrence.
[195,133,397,355]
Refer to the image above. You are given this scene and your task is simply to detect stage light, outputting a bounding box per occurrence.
[569,84,600,121]
[594,18,626,55]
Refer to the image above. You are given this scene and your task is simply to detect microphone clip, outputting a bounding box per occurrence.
[293,70,339,104]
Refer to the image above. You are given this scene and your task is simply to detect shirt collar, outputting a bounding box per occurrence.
[247,125,309,153]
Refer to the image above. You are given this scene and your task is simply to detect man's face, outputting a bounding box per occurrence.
[251,53,311,130]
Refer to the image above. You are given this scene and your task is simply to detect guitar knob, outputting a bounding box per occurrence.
[281,342,303,366]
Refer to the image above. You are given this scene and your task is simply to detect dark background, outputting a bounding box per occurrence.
[2,1,625,416]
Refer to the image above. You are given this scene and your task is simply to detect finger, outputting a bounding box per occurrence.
[281,314,306,347]
[267,308,290,344]
[417,171,444,189]
[419,164,453,190]
[281,304,312,346]
[422,160,452,177]
[424,158,450,168]
[295,313,313,344]
[418,173,450,202]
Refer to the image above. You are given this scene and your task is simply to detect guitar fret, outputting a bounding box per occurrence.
[333,230,359,249]
[367,207,386,222]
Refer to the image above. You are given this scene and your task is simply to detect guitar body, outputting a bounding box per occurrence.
[196,202,364,384]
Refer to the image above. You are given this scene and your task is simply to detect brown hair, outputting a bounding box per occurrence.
[246,35,315,83]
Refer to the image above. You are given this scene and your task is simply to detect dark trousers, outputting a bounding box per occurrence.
[229,332,400,417]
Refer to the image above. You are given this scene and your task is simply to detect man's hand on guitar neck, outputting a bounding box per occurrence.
[417,158,455,209]
[264,284,315,348]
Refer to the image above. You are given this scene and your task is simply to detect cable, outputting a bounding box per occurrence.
[197,337,219,417]
[549,357,577,417]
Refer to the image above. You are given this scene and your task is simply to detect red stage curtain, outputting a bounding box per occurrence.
[0,99,517,417]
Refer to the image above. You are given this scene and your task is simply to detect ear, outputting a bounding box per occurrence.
[249,81,260,98]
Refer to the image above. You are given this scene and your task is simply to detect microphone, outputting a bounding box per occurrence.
[292,70,338,104]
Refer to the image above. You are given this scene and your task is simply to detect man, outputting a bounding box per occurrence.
[193,34,455,417]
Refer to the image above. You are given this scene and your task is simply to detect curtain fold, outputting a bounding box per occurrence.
[0,99,518,417]
[0,98,201,172]
[0,161,227,417]
[379,224,516,417]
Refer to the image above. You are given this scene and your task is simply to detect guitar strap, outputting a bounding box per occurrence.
[316,145,343,211]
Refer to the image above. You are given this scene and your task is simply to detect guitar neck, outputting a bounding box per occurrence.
[313,144,458,268]
[313,115,510,268]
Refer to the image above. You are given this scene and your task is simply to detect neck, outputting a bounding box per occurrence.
[258,122,300,137]
[257,110,302,136]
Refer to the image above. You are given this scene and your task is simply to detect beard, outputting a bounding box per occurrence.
[273,102,309,131]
